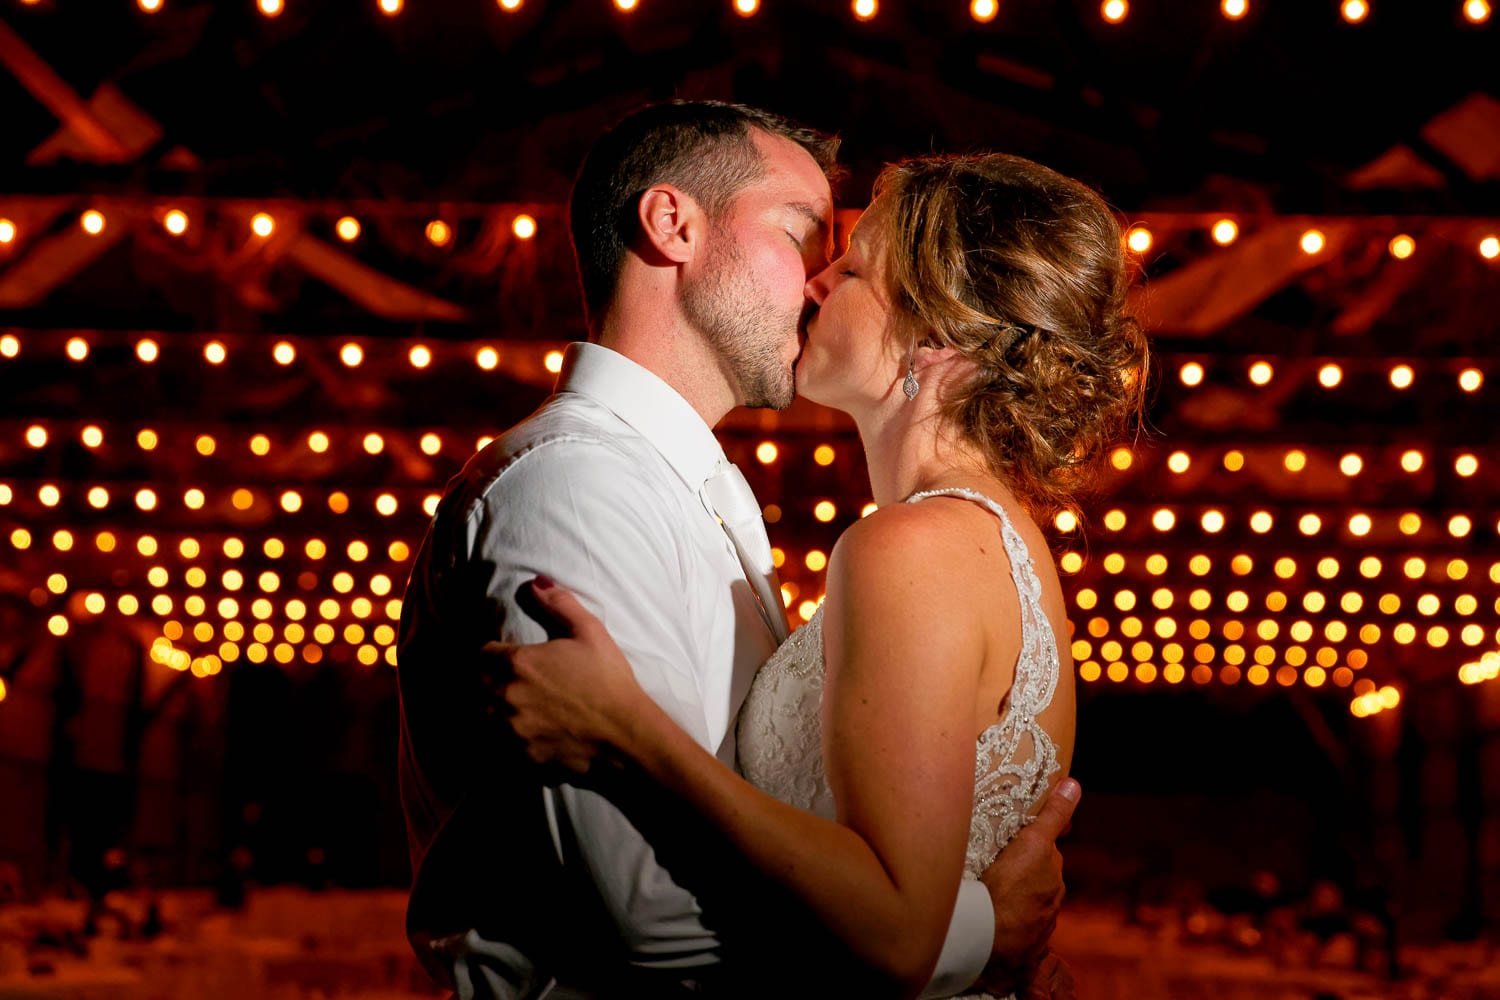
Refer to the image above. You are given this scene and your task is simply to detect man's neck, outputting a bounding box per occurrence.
[595,306,739,430]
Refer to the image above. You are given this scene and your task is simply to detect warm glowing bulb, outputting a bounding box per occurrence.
[498,0,522,8]
[272,341,296,365]
[1455,453,1479,477]
[409,344,432,368]
[1101,0,1127,22]
[544,350,565,374]
[1389,364,1414,389]
[476,346,500,370]
[851,0,876,19]
[756,442,779,464]
[425,220,452,246]
[341,343,364,367]
[1249,361,1273,385]
[512,214,538,240]
[1126,226,1152,253]
[66,337,90,361]
[1283,449,1307,473]
[1388,234,1415,259]
[970,0,998,21]
[1341,0,1368,23]
[1178,362,1204,387]
[1300,229,1325,254]
[251,212,275,237]
[258,0,283,15]
[0,334,17,358]
[420,433,442,456]
[363,432,385,455]
[163,209,188,235]
[25,425,48,448]
[306,431,329,453]
[378,0,402,13]
[336,216,361,241]
[1481,236,1500,260]
[1465,0,1491,23]
[1458,368,1483,392]
[0,219,14,244]
[204,341,227,365]
[376,493,399,516]
[813,444,836,466]
[615,0,638,8]
[81,210,106,235]
[1210,219,1239,246]
[1317,363,1342,388]
[1152,509,1176,532]
[1339,453,1363,476]
[1221,0,1247,18]
[814,501,837,523]
[1201,510,1226,533]
[1055,511,1079,533]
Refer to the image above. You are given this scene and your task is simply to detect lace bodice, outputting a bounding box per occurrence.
[737,487,1062,883]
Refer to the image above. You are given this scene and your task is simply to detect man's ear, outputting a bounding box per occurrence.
[635,184,701,266]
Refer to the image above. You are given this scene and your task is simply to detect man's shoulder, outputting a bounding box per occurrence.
[450,394,673,514]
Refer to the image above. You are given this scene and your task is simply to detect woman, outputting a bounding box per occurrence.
[496,153,1147,997]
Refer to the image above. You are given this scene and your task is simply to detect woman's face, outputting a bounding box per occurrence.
[795,199,907,413]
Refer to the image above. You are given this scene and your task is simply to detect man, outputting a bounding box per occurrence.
[398,100,1075,998]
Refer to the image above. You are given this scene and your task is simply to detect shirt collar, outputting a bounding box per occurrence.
[555,342,729,491]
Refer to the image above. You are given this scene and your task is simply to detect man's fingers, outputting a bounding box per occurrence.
[1027,778,1081,842]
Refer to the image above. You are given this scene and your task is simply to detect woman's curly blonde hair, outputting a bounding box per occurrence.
[875,153,1150,521]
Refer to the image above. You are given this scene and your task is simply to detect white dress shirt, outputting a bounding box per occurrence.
[398,342,992,997]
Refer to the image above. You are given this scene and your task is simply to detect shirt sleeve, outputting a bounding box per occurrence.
[464,437,724,969]
[922,881,994,997]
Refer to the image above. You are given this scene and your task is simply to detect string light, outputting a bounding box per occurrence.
[476,347,500,370]
[498,0,523,9]
[336,216,361,242]
[1464,0,1492,24]
[0,334,18,357]
[970,0,998,22]
[851,0,877,20]
[1101,0,1128,22]
[136,338,160,363]
[251,213,275,238]
[1389,364,1414,388]
[1480,235,1499,260]
[66,337,90,361]
[425,220,452,246]
[1341,0,1369,23]
[1458,368,1483,392]
[1179,362,1204,386]
[409,344,432,368]
[163,209,189,235]
[1388,234,1415,259]
[0,219,15,244]
[1211,219,1239,245]
[1317,363,1342,388]
[341,343,364,367]
[258,0,284,15]
[1249,361,1274,385]
[756,442,779,464]
[614,0,639,9]
[1221,0,1247,18]
[544,350,565,374]
[204,341,227,365]
[512,215,537,240]
[273,341,296,365]
[1300,229,1326,254]
[1126,226,1152,254]
[81,210,106,236]
[378,0,402,14]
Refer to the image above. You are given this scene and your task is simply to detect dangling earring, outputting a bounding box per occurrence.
[902,363,920,401]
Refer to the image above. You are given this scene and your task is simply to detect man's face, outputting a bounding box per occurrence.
[681,131,833,410]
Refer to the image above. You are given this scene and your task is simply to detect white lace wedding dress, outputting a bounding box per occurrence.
[737,488,1062,1000]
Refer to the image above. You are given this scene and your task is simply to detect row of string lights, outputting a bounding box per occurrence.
[11,0,1495,27]
[7,478,1497,543]
[3,209,1499,264]
[0,210,537,249]
[2,331,1495,404]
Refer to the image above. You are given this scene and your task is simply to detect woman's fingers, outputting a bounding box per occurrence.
[529,578,605,641]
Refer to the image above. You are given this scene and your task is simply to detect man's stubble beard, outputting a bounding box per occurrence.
[682,230,800,411]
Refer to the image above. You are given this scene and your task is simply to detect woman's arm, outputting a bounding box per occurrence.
[497,508,989,996]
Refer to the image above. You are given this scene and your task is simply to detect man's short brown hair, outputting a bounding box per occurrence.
[569,101,840,326]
